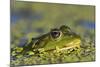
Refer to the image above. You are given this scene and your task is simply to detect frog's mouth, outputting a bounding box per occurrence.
[45,39,81,52]
[60,39,81,51]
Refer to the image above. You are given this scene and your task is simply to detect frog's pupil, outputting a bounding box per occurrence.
[51,31,60,38]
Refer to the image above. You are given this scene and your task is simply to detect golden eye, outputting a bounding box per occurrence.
[50,29,63,41]
[50,29,62,41]
[51,31,60,38]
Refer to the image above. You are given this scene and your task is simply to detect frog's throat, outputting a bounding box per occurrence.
[60,39,81,51]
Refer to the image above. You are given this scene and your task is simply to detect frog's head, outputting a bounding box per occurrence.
[44,25,81,51]
[28,25,81,51]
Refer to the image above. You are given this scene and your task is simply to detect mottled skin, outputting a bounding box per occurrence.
[22,25,81,53]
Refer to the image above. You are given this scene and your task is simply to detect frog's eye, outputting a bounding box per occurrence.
[51,31,61,39]
[60,25,71,33]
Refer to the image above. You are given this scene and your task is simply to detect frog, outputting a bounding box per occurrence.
[21,25,81,54]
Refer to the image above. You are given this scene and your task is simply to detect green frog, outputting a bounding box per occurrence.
[21,25,81,54]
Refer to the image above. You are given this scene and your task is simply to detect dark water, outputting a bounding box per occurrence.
[76,20,95,29]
